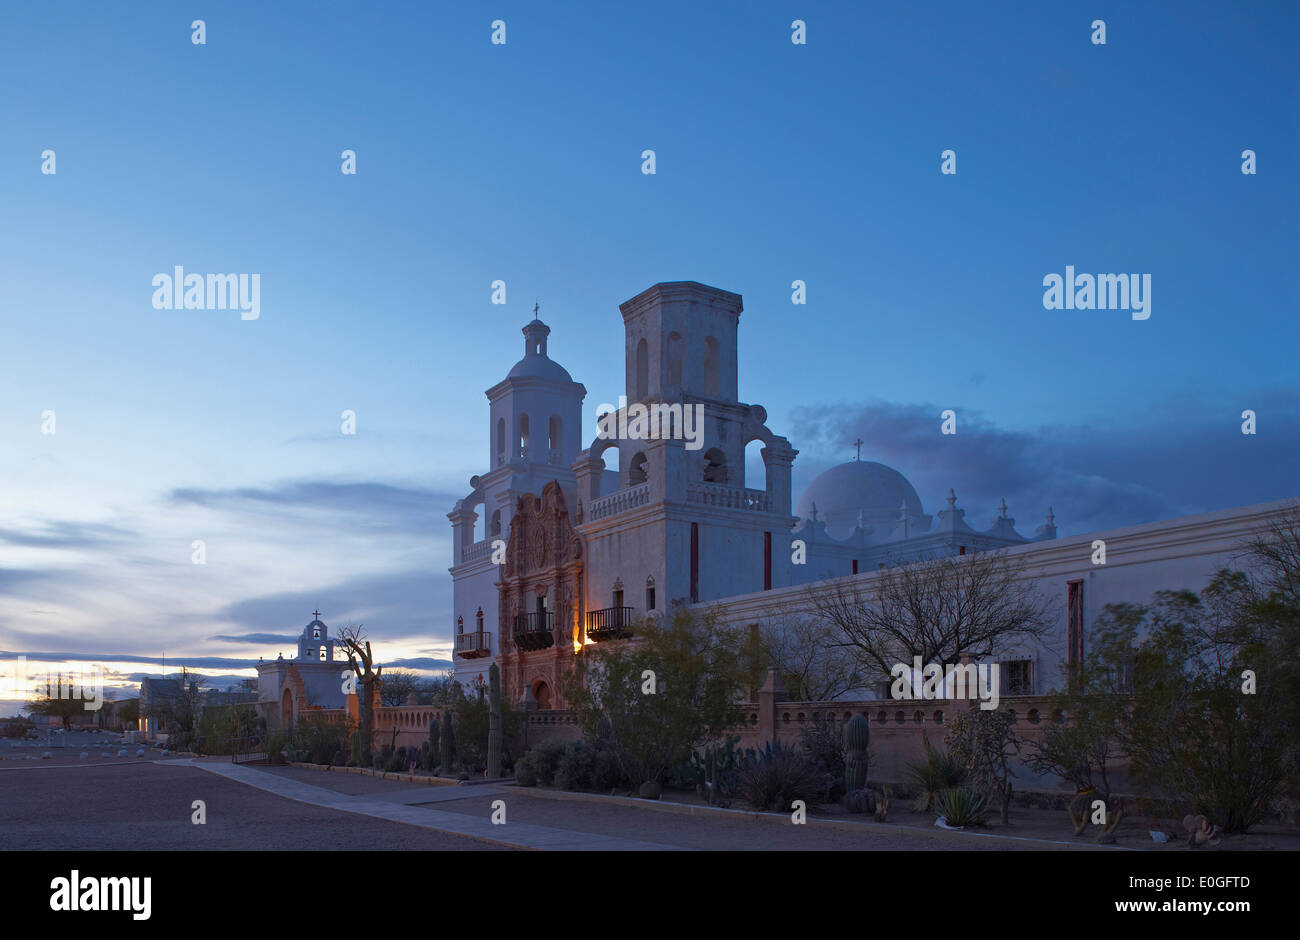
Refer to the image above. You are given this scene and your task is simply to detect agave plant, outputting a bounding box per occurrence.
[936,787,989,828]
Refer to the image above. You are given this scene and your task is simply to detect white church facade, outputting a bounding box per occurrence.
[447,280,1295,708]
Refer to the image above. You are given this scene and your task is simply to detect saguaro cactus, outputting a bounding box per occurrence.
[439,705,455,773]
[844,713,870,794]
[487,663,502,779]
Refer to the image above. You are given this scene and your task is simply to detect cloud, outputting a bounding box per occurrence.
[787,386,1300,536]
[212,567,450,644]
[0,521,134,549]
[0,650,261,670]
[167,479,456,535]
[208,632,300,644]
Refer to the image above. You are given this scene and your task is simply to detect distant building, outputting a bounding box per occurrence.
[255,613,348,730]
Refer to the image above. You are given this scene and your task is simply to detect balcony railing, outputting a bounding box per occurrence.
[455,631,492,659]
[585,606,635,642]
[686,482,771,512]
[513,611,555,651]
[461,539,493,564]
[587,482,651,522]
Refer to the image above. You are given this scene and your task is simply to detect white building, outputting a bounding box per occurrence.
[448,281,1296,706]
[255,613,348,730]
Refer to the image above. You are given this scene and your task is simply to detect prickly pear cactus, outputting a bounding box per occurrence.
[844,713,870,794]
[486,663,502,779]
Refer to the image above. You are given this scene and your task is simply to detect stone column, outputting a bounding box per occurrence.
[758,668,786,745]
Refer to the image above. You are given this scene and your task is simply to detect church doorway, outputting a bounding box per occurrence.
[532,680,552,709]
[281,689,294,730]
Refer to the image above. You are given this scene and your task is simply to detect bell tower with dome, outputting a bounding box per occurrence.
[447,309,587,694]
[573,281,799,613]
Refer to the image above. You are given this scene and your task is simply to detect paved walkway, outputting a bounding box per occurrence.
[193,761,1119,851]
[187,760,687,851]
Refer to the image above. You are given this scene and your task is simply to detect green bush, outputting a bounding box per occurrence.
[519,740,566,786]
[196,704,257,756]
[737,740,827,812]
[263,731,287,764]
[553,740,624,791]
[455,694,523,773]
[287,714,352,766]
[905,740,967,812]
[514,756,538,787]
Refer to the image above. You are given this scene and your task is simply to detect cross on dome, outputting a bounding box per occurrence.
[853,438,864,461]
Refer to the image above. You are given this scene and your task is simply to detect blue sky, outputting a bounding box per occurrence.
[2,1,1297,709]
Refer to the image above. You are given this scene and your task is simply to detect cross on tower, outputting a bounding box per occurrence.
[312,609,321,619]
[534,300,539,317]
[853,438,864,461]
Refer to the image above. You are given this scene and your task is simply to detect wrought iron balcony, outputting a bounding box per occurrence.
[513,611,555,651]
[585,606,635,641]
[455,631,491,659]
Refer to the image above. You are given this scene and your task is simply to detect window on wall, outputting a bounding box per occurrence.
[1000,660,1032,696]
[318,648,327,661]
[549,415,561,452]
[613,587,624,608]
[666,332,684,386]
[704,336,719,397]
[635,338,648,400]
[628,452,648,485]
[645,577,655,611]
[1067,579,1084,667]
[490,510,501,537]
[690,523,699,603]
[763,531,772,591]
[496,418,505,463]
[703,448,727,484]
[457,616,464,635]
[476,608,484,632]
[517,414,530,458]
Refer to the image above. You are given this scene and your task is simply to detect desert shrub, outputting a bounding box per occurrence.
[737,740,826,812]
[936,787,989,827]
[519,740,567,786]
[454,694,524,774]
[905,739,967,812]
[800,716,846,802]
[514,756,538,786]
[289,714,352,766]
[553,739,624,791]
[2,717,35,739]
[561,607,752,788]
[196,704,257,755]
[263,731,287,764]
[945,709,1020,824]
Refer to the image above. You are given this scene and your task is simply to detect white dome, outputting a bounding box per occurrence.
[795,461,925,539]
[506,318,575,383]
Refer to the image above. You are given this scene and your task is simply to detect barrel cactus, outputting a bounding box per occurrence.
[843,713,870,794]
[486,663,502,778]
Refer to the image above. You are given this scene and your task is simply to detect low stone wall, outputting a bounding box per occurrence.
[513,689,1072,786]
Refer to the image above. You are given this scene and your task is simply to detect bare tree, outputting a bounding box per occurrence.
[812,550,1052,681]
[756,605,864,701]
[379,669,421,706]
[338,624,382,761]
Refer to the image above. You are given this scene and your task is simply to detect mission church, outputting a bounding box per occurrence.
[446,280,1172,709]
